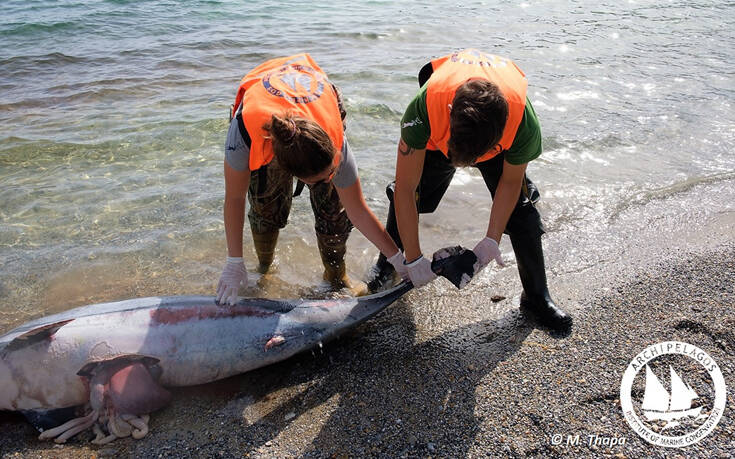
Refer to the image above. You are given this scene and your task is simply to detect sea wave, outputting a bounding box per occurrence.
[608,172,735,221]
[0,20,84,38]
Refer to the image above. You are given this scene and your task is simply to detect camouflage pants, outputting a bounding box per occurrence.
[247,159,353,239]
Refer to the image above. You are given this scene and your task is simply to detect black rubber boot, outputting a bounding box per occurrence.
[367,183,401,292]
[510,234,572,333]
[367,253,396,292]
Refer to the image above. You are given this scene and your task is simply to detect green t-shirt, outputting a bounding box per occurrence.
[400,84,542,165]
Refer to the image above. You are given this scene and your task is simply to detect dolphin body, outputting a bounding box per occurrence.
[0,284,411,438]
[0,246,476,443]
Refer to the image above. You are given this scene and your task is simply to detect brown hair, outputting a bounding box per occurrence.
[447,80,508,167]
[264,113,335,178]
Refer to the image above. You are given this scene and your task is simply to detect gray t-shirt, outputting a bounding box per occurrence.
[224,117,358,189]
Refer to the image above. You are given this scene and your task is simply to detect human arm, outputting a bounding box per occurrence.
[486,98,541,243]
[223,161,250,257]
[394,138,426,262]
[475,99,542,268]
[486,160,527,243]
[335,178,399,259]
[395,84,433,263]
[393,139,437,287]
[473,160,527,269]
[217,161,250,305]
[335,179,408,279]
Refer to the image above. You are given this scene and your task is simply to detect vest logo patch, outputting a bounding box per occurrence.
[262,64,325,104]
[450,49,508,68]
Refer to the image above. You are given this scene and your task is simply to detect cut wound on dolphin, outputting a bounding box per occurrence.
[265,335,286,350]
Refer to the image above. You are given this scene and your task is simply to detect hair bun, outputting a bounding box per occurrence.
[271,114,298,144]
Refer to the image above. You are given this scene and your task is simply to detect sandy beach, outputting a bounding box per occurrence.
[2,180,733,459]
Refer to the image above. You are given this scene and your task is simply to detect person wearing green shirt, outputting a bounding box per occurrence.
[369,50,572,333]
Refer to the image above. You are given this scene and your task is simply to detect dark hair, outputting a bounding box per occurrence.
[264,113,335,178]
[447,80,508,167]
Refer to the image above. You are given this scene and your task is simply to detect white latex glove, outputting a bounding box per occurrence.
[405,255,438,288]
[387,251,409,281]
[473,237,506,270]
[217,257,248,305]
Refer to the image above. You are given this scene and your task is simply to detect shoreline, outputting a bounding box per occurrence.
[2,184,734,458]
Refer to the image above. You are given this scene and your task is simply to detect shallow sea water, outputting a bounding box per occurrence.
[1,0,733,331]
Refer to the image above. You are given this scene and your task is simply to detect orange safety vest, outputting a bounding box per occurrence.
[425,49,528,163]
[232,54,344,172]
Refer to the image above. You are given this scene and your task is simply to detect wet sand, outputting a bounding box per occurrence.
[1,186,734,458]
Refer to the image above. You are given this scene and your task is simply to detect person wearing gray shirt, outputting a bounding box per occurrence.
[217,56,408,305]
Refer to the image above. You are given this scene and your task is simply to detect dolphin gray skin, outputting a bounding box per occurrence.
[0,246,476,444]
[0,283,411,442]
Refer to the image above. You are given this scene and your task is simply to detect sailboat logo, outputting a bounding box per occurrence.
[641,365,706,429]
[620,341,726,448]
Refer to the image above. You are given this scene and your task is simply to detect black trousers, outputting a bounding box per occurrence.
[384,149,545,254]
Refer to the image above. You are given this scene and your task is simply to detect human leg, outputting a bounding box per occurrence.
[247,162,294,273]
[368,150,457,291]
[476,155,572,332]
[309,181,367,295]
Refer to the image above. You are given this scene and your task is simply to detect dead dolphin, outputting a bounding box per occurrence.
[0,246,476,443]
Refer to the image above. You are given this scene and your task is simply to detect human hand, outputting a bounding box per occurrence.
[387,251,409,281]
[405,255,438,288]
[216,257,248,305]
[473,237,505,271]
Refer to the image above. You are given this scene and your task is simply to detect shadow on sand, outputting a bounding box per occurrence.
[183,296,545,457]
[1,291,567,456]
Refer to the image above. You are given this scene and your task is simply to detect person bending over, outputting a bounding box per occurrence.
[218,54,407,304]
[369,49,572,332]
